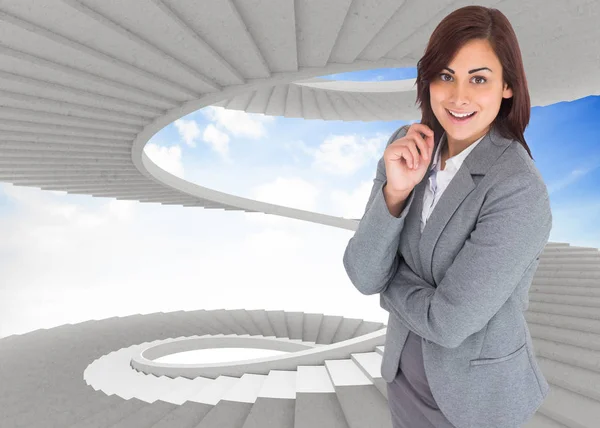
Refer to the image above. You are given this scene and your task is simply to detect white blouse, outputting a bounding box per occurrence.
[420,132,485,233]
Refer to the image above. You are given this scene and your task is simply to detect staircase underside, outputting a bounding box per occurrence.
[0,0,598,230]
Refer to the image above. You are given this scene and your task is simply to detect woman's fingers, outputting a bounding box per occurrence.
[408,124,433,162]
[409,133,429,169]
[405,139,420,169]
[390,144,414,168]
[387,122,434,171]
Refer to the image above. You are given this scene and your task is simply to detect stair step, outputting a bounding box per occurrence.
[540,256,600,262]
[256,370,297,399]
[537,265,600,273]
[230,309,263,336]
[352,321,386,337]
[147,401,214,428]
[285,311,305,340]
[531,335,600,374]
[324,359,392,428]
[108,400,178,428]
[187,376,239,405]
[537,382,600,427]
[158,376,213,405]
[220,373,268,404]
[325,359,372,387]
[194,399,253,428]
[2,388,118,428]
[535,271,600,280]
[67,398,148,428]
[119,374,178,403]
[315,315,344,344]
[43,391,122,428]
[530,284,600,298]
[302,313,324,343]
[240,370,297,428]
[529,322,600,353]
[296,365,336,393]
[529,292,600,308]
[332,318,363,342]
[350,351,387,398]
[266,310,289,338]
[525,310,600,335]
[526,302,600,322]
[522,411,570,427]
[532,278,600,288]
[538,356,600,402]
[247,309,278,338]
[295,366,349,428]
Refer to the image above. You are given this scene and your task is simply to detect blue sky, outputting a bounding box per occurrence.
[0,67,599,346]
[320,66,418,81]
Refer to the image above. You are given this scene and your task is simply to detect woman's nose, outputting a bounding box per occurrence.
[449,84,471,105]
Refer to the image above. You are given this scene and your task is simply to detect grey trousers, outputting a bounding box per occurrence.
[386,330,457,428]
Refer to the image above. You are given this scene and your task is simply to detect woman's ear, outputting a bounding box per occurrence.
[503,82,513,99]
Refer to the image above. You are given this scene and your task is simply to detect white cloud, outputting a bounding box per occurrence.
[107,199,137,222]
[174,118,201,148]
[283,139,315,158]
[0,184,136,255]
[203,124,231,160]
[312,133,385,176]
[0,182,383,343]
[547,165,599,195]
[330,179,373,219]
[252,177,319,212]
[201,106,274,139]
[144,143,185,178]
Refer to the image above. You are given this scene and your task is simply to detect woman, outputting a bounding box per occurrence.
[343,5,551,428]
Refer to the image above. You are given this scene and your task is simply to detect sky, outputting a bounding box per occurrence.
[1,67,599,363]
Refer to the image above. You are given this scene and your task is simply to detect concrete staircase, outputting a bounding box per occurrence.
[2,243,600,427]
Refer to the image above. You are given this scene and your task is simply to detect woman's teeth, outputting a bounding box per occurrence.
[450,111,474,117]
[447,109,476,122]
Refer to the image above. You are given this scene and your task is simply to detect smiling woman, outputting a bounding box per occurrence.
[415,6,533,162]
[428,38,514,159]
[343,4,552,428]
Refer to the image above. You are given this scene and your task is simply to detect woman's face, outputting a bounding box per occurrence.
[429,38,513,146]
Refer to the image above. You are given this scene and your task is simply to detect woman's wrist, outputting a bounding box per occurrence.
[383,183,413,217]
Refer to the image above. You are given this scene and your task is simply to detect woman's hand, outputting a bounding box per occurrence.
[383,123,436,194]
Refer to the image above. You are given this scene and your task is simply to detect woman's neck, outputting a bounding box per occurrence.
[444,125,490,159]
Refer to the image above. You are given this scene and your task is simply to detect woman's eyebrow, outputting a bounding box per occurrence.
[444,67,493,74]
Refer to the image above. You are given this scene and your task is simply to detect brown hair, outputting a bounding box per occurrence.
[414,6,533,159]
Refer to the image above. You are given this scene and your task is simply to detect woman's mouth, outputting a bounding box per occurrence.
[446,109,477,124]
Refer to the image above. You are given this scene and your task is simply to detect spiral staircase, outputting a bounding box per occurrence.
[1,0,600,427]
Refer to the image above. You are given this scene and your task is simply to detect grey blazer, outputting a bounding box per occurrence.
[343,124,552,428]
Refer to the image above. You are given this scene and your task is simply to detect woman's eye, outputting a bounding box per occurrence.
[439,73,486,84]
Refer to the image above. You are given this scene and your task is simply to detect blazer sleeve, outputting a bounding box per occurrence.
[343,124,416,296]
[380,170,552,348]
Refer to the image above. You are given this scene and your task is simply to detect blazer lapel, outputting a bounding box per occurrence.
[402,127,448,276]
[409,125,514,286]
[403,169,428,274]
